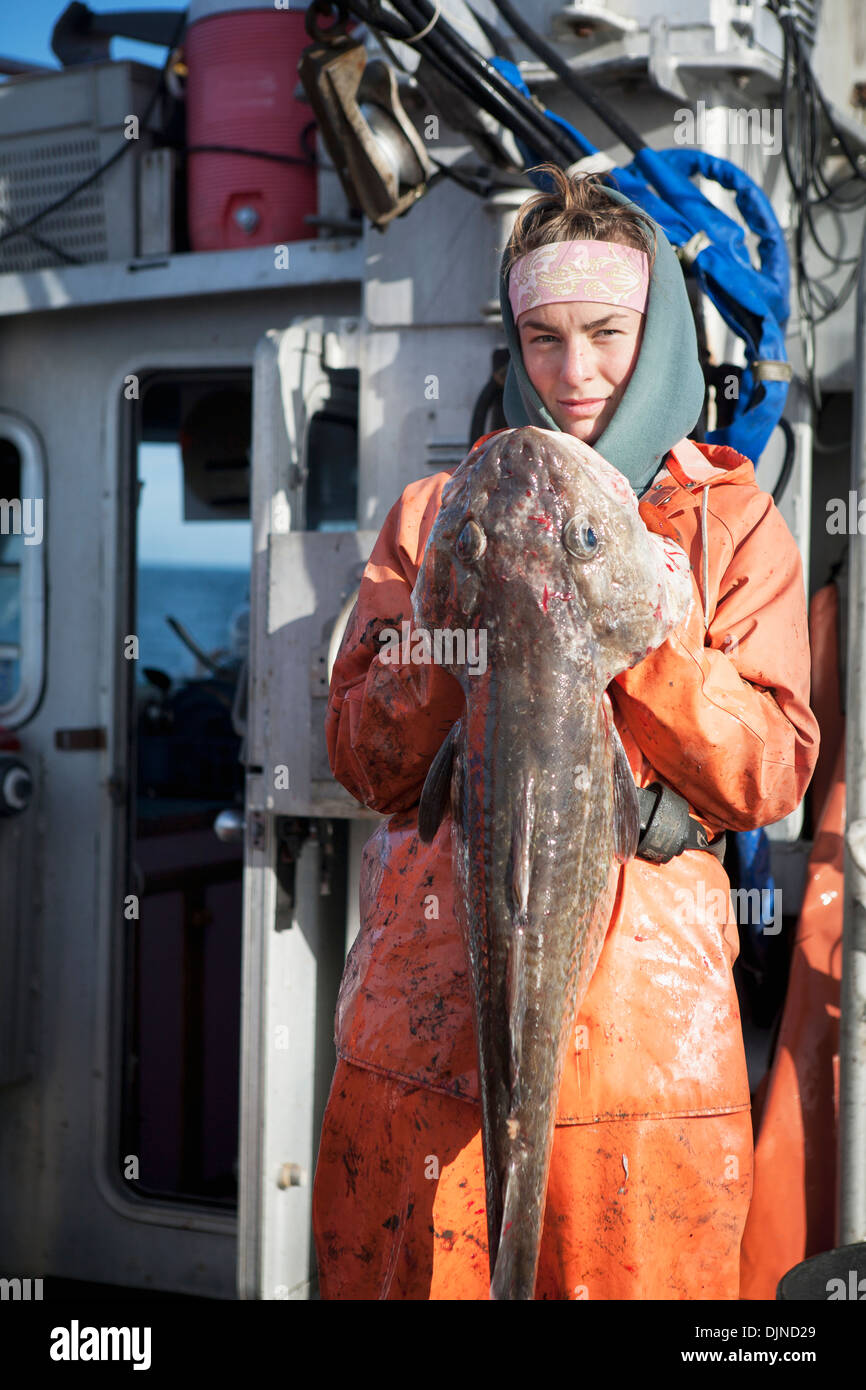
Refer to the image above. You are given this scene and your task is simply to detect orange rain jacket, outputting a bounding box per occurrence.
[739,579,844,1298]
[313,431,820,1300]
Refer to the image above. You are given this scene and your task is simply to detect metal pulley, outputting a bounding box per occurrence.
[299,3,432,229]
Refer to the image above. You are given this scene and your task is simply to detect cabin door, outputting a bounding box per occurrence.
[237,320,379,1299]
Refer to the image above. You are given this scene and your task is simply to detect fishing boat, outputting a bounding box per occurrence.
[0,0,863,1302]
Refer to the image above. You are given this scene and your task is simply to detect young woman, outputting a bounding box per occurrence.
[312,165,820,1300]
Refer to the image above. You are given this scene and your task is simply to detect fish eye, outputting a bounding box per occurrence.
[455,519,487,562]
[563,517,600,560]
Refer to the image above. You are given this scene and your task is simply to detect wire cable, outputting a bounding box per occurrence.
[0,137,133,251]
[426,154,531,198]
[766,0,866,408]
[184,145,317,167]
[486,0,648,159]
[403,0,580,161]
[349,0,581,166]
[0,215,84,266]
[398,0,580,165]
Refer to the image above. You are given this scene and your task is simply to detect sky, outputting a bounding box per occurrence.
[2,0,184,72]
[139,445,251,568]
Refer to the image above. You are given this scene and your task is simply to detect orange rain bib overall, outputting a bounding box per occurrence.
[740,579,843,1298]
[313,433,820,1300]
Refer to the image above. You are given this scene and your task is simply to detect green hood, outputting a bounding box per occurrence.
[499,184,706,498]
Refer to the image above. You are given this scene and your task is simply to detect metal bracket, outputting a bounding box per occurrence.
[275,817,312,924]
[298,36,432,228]
[647,16,690,103]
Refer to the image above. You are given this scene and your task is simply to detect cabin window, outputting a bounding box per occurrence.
[0,419,46,724]
[304,367,358,530]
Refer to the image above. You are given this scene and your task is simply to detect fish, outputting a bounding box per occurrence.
[410,425,693,1300]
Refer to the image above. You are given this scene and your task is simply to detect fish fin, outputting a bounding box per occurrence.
[505,925,526,1107]
[611,723,640,862]
[510,774,535,921]
[506,776,535,1104]
[417,721,459,843]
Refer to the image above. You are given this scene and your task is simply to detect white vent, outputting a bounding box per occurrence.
[0,137,110,272]
[0,61,161,275]
[425,439,471,469]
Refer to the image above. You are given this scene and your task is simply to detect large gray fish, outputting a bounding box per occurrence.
[411,426,692,1300]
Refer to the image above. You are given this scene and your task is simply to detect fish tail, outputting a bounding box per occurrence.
[489,1154,542,1301]
[489,773,537,1287]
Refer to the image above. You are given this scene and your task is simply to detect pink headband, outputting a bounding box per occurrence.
[508,239,649,320]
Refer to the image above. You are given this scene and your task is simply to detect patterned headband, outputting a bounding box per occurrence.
[508,239,649,320]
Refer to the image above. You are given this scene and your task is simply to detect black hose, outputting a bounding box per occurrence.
[396,0,580,166]
[468,349,510,447]
[185,145,316,167]
[364,0,581,166]
[487,0,648,158]
[393,0,576,150]
[772,416,796,506]
[469,378,500,448]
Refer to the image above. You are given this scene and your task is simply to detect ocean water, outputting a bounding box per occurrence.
[137,564,250,685]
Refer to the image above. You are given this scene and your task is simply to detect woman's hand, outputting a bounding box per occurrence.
[612,490,820,833]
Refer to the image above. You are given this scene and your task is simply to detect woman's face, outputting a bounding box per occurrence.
[517,300,645,445]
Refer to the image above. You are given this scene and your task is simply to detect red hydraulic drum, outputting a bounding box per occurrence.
[185,0,317,250]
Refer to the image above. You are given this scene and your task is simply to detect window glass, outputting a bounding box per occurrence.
[305,409,358,532]
[0,440,23,707]
[137,442,251,686]
[123,377,251,1208]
